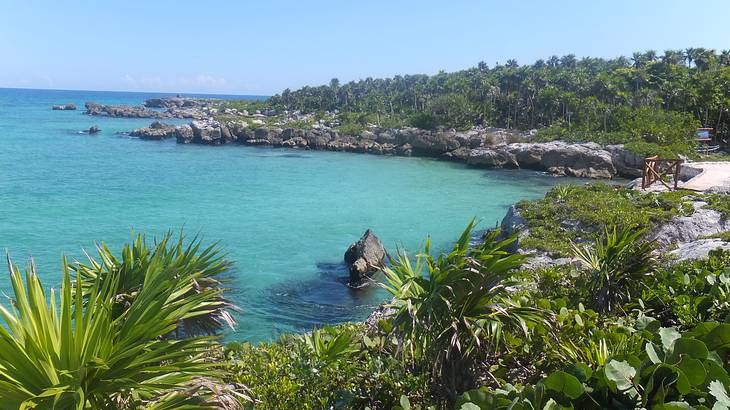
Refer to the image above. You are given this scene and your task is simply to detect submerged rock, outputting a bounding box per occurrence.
[88,125,101,134]
[344,229,387,287]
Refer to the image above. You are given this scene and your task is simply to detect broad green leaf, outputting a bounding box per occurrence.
[678,357,707,386]
[605,360,636,392]
[671,338,710,361]
[543,371,584,399]
[646,343,662,364]
[703,324,730,351]
[637,315,660,332]
[660,327,682,353]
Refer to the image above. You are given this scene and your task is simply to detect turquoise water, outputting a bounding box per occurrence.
[0,88,572,341]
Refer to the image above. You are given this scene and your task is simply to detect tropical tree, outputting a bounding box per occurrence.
[572,226,656,313]
[0,254,231,408]
[381,221,551,399]
[71,233,236,337]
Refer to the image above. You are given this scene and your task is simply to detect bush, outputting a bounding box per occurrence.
[409,112,439,130]
[225,324,432,409]
[517,184,695,256]
[459,320,730,409]
[382,222,551,400]
[618,107,699,147]
[624,140,693,158]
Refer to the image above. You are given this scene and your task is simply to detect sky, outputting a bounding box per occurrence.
[1,0,729,96]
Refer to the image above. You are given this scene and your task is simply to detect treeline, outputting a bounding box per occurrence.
[268,48,730,135]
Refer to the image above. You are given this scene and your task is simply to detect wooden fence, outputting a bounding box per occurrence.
[642,156,683,190]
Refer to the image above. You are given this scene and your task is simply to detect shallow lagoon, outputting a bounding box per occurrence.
[0,88,574,341]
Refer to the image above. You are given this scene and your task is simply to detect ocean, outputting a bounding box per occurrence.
[0,87,572,341]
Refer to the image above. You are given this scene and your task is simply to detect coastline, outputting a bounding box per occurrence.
[105,97,647,179]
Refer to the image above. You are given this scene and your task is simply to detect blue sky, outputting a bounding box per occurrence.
[1,0,729,96]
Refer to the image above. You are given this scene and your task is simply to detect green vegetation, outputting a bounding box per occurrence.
[4,192,730,408]
[0,234,241,408]
[517,184,697,256]
[258,49,729,154]
[220,223,730,409]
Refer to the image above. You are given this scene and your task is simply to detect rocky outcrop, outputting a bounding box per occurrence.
[175,125,194,144]
[651,202,728,244]
[52,103,76,110]
[498,192,730,267]
[129,121,178,140]
[88,125,101,134]
[144,97,219,109]
[344,230,387,288]
[498,205,529,252]
[669,239,730,262]
[85,102,166,118]
[155,120,642,179]
[465,142,616,178]
[85,101,210,119]
[606,145,645,178]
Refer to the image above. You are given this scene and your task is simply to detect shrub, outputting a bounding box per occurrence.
[0,251,224,408]
[409,112,439,130]
[459,320,730,409]
[381,222,551,399]
[517,184,695,256]
[572,226,657,313]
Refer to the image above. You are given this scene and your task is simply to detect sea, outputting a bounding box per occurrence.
[0,87,574,342]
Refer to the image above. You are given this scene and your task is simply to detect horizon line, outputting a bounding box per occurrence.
[0,86,272,98]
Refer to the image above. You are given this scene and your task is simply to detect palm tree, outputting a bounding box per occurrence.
[0,253,233,408]
[572,226,656,313]
[381,221,551,399]
[71,233,236,337]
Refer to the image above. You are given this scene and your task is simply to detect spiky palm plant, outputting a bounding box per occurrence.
[71,233,235,337]
[0,254,223,408]
[572,225,656,313]
[381,221,551,399]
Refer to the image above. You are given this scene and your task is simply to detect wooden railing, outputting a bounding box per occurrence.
[642,156,683,190]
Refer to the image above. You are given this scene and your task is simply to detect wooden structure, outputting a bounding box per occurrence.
[642,156,683,190]
[696,128,721,154]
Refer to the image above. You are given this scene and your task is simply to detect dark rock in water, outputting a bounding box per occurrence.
[344,229,387,287]
[175,124,194,144]
[52,103,76,110]
[190,120,223,144]
[129,122,177,140]
[88,125,101,134]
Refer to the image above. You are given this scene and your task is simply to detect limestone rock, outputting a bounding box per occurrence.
[175,124,194,144]
[669,239,730,262]
[650,202,729,247]
[129,122,177,140]
[344,229,387,287]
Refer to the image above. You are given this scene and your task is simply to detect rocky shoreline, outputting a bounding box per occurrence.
[68,97,646,178]
[130,120,645,179]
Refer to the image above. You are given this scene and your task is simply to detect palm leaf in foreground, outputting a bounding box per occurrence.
[71,232,236,337]
[0,255,220,409]
[381,220,552,399]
